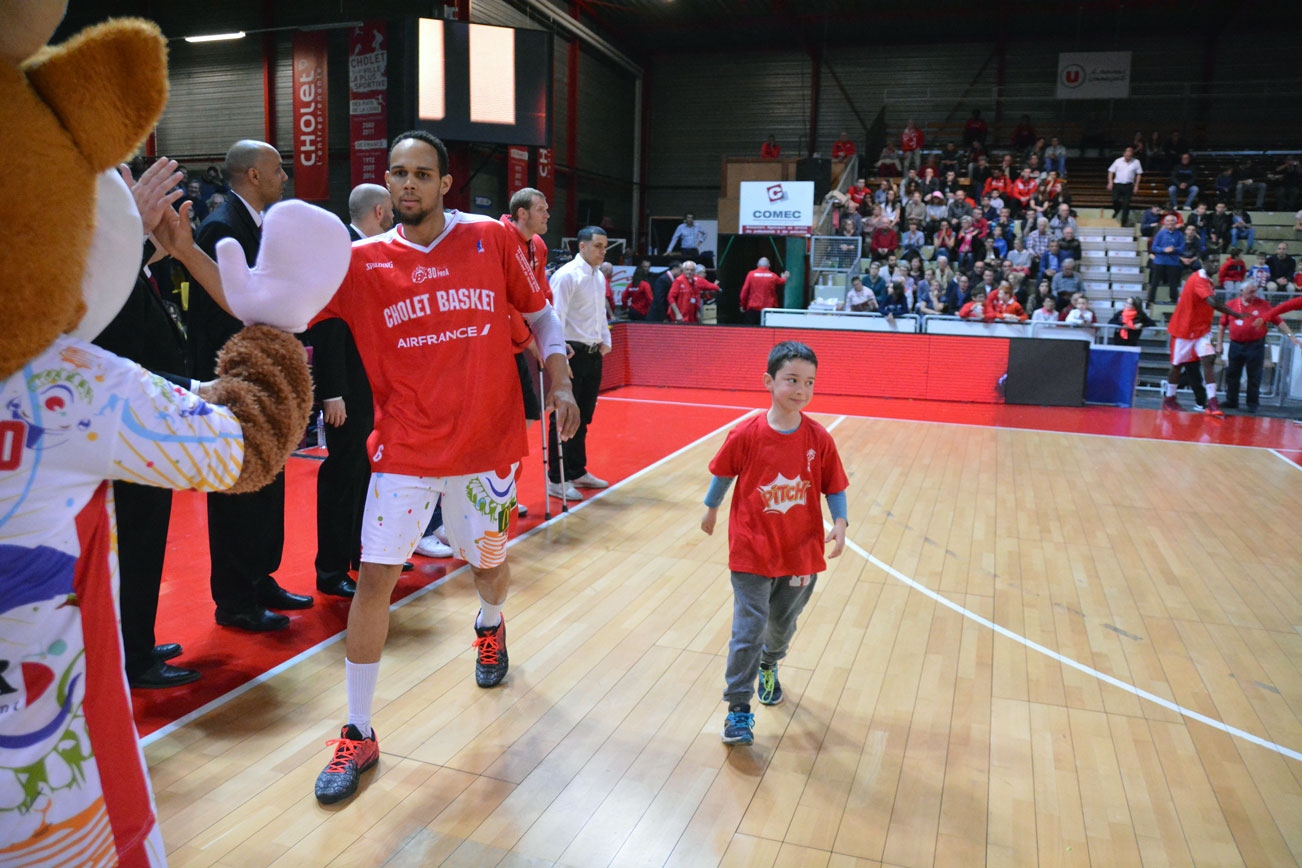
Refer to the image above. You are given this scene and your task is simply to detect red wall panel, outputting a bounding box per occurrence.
[599,324,1011,404]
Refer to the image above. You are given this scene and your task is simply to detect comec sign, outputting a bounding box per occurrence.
[739,181,815,236]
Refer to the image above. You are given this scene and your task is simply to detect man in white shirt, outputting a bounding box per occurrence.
[666,212,707,259]
[548,226,612,499]
[1107,146,1143,228]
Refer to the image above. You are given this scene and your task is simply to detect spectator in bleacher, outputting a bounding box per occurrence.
[939,170,961,196]
[1058,226,1082,262]
[938,142,962,178]
[1211,165,1235,203]
[932,219,956,261]
[880,188,901,226]
[1248,251,1272,290]
[846,177,869,207]
[1140,204,1164,239]
[1185,202,1211,245]
[876,143,903,178]
[956,217,980,271]
[666,212,706,259]
[988,224,1009,260]
[1109,296,1155,345]
[934,256,956,292]
[1129,131,1147,164]
[989,283,1028,322]
[1025,154,1046,182]
[1024,191,1052,232]
[1039,171,1063,203]
[1208,202,1233,253]
[918,166,941,199]
[899,119,924,175]
[1230,208,1255,253]
[900,219,926,259]
[1216,280,1298,412]
[922,194,947,239]
[1180,224,1205,274]
[969,154,992,194]
[1270,155,1301,212]
[978,195,997,222]
[761,135,781,159]
[1168,153,1199,211]
[1051,258,1083,298]
[1107,146,1143,227]
[947,189,974,225]
[1049,203,1076,239]
[1008,237,1033,278]
[1267,242,1297,291]
[1044,136,1068,177]
[1233,157,1266,210]
[994,206,1015,239]
[831,131,856,161]
[972,267,999,301]
[873,179,892,205]
[869,220,900,262]
[958,287,989,321]
[916,272,944,315]
[1010,168,1038,217]
[948,273,970,310]
[1023,278,1053,311]
[899,169,922,202]
[1024,217,1053,264]
[838,199,864,236]
[844,275,878,312]
[1064,294,1097,328]
[1032,295,1058,323]
[1218,247,1247,295]
[963,108,988,149]
[983,167,1011,203]
[1040,239,1065,282]
[881,281,911,320]
[830,218,861,268]
[903,191,927,228]
[863,260,887,302]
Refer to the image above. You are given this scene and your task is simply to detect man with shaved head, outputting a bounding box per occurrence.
[347,183,393,240]
[186,139,312,632]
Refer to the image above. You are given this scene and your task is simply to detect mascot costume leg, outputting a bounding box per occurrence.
[0,2,351,864]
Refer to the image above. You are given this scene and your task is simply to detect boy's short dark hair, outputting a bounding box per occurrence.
[767,341,818,377]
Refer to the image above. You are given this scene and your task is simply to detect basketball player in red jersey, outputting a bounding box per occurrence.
[310,132,579,804]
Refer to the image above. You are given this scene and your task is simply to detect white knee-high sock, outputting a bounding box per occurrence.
[476,594,504,629]
[346,659,381,738]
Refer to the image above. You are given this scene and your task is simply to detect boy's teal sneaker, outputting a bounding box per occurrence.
[722,704,755,745]
[757,664,783,706]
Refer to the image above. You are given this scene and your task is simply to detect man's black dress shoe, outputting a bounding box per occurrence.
[316,575,357,598]
[257,586,314,610]
[153,643,182,661]
[215,607,290,632]
[402,561,415,572]
[129,661,201,689]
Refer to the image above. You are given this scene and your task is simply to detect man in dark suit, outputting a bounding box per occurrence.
[648,260,682,323]
[307,184,393,598]
[94,158,201,688]
[187,140,312,631]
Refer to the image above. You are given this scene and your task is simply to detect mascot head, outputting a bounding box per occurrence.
[0,0,168,380]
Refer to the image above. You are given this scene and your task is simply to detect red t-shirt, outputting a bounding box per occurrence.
[1166,271,1216,339]
[832,140,856,159]
[669,275,717,322]
[739,268,786,311]
[1218,258,1246,285]
[900,127,924,152]
[1221,296,1279,342]
[628,280,653,316]
[313,212,546,476]
[709,414,849,577]
[1011,177,1038,205]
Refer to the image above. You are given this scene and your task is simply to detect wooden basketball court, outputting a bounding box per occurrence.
[147,406,1302,867]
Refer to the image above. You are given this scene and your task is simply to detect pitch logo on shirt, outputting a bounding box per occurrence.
[757,472,811,515]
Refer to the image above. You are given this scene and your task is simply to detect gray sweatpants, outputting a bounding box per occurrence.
[723,571,818,704]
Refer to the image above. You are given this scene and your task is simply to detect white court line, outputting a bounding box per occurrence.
[142,407,760,748]
[1270,448,1302,472]
[837,531,1302,763]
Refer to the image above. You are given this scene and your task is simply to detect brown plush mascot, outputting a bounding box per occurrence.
[0,2,349,864]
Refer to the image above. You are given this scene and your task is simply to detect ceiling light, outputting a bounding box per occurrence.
[184,31,246,43]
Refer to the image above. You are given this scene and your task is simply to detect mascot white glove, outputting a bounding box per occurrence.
[215,199,351,332]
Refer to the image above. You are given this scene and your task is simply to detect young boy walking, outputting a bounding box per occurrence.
[701,341,849,745]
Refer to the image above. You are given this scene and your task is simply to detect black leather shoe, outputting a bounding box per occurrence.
[257,586,314,610]
[316,575,357,598]
[153,643,182,661]
[402,561,415,572]
[215,607,290,632]
[129,661,201,689]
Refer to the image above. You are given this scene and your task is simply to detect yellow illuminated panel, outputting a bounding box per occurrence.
[417,18,445,121]
[469,24,515,125]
